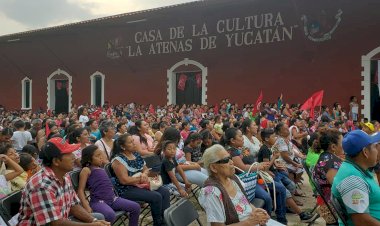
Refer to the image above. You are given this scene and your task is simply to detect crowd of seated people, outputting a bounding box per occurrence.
[0,97,377,226]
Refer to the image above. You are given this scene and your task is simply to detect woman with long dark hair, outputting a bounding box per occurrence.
[111,134,170,226]
[128,120,154,156]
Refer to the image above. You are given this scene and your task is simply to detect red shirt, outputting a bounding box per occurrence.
[18,167,80,226]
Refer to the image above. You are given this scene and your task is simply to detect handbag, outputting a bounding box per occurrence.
[132,172,163,191]
[235,163,258,202]
[257,169,276,212]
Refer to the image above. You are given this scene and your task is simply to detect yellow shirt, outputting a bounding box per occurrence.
[6,170,27,191]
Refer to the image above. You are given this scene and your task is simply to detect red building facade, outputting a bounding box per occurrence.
[0,0,380,119]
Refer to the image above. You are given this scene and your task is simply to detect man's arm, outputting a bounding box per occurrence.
[351,213,380,226]
[69,204,96,223]
[337,176,378,226]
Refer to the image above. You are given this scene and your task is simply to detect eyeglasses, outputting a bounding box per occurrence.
[213,156,232,164]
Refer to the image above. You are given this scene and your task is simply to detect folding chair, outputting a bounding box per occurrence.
[164,198,202,226]
[330,196,348,226]
[143,154,162,173]
[69,170,129,226]
[69,170,81,191]
[0,190,22,226]
[303,160,340,226]
[104,163,151,226]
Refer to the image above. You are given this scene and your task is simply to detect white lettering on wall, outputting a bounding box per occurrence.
[106,12,298,58]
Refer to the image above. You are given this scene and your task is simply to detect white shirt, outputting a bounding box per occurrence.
[11,131,32,151]
[95,138,114,160]
[79,115,89,127]
[243,135,261,159]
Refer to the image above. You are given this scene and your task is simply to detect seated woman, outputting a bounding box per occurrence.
[128,120,155,156]
[68,127,90,170]
[200,129,218,154]
[199,144,272,226]
[154,127,208,187]
[95,121,115,163]
[0,144,27,191]
[241,119,261,162]
[0,154,23,198]
[111,134,170,226]
[221,127,288,225]
[312,129,344,225]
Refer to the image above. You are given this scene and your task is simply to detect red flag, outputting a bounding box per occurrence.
[195,73,202,88]
[45,122,51,138]
[252,91,263,116]
[177,74,187,91]
[300,90,324,118]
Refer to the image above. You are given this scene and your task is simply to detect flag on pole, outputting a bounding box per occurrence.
[252,91,263,116]
[300,90,324,118]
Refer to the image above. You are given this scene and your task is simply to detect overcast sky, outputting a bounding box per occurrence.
[0,0,195,36]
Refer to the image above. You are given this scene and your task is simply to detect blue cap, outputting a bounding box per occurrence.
[343,130,380,156]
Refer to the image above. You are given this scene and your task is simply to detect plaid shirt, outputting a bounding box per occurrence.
[18,166,80,226]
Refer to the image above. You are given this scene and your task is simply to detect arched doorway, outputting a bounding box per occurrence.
[90,71,105,107]
[167,58,208,105]
[362,47,380,121]
[47,69,72,114]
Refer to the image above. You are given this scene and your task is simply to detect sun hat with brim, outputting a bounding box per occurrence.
[47,137,81,154]
[343,130,380,156]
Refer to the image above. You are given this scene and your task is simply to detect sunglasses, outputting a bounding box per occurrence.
[214,156,232,164]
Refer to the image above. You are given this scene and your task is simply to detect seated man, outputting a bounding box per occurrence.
[18,137,110,226]
[332,130,380,226]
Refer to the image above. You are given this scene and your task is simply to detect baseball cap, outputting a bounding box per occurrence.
[360,122,375,132]
[342,130,380,156]
[47,137,81,154]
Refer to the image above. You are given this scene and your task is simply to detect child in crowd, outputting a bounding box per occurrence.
[18,153,40,181]
[21,144,39,160]
[0,144,27,191]
[78,145,140,225]
[0,154,24,198]
[161,140,191,197]
[11,120,33,152]
[183,132,203,163]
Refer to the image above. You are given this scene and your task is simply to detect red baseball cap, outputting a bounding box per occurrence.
[47,137,81,154]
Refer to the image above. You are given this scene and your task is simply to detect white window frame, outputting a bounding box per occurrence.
[361,46,380,120]
[47,69,72,112]
[21,77,32,110]
[90,71,105,106]
[167,58,208,105]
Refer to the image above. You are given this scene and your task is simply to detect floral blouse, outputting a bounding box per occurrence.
[199,180,252,224]
[313,152,342,202]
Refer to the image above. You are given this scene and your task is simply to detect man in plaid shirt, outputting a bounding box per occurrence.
[18,137,110,226]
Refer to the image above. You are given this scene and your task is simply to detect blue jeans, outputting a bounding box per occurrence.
[176,168,208,187]
[120,186,170,226]
[255,181,287,224]
[274,171,296,194]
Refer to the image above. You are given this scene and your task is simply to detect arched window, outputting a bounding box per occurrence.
[90,72,105,106]
[21,77,32,109]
